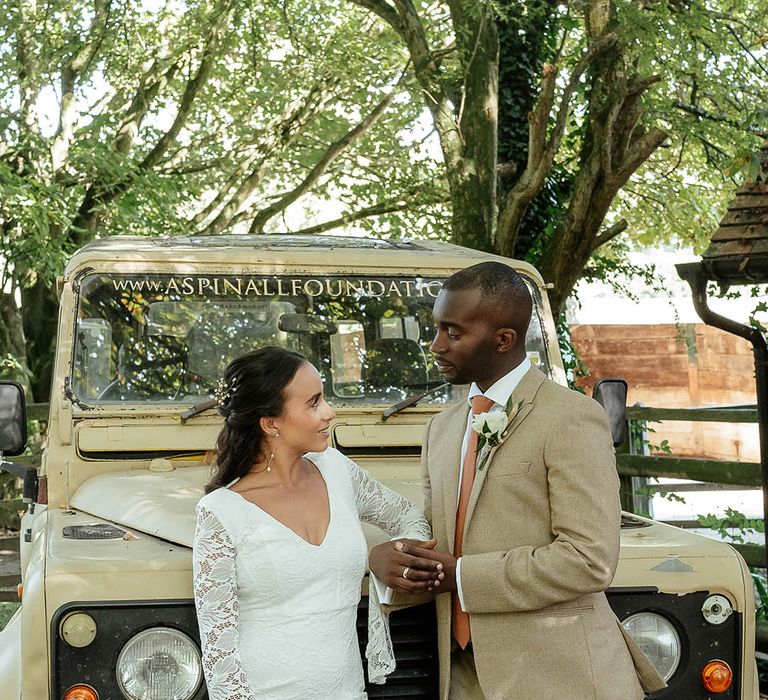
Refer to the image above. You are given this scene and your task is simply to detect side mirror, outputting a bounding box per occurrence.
[592,378,628,447]
[0,380,27,456]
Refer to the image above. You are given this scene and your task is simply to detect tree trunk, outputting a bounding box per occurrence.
[537,15,665,315]
[0,292,33,396]
[448,10,498,252]
[0,293,26,360]
[538,142,608,313]
[20,279,59,401]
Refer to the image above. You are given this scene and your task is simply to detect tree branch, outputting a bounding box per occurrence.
[16,0,42,135]
[526,63,557,171]
[70,1,243,243]
[239,190,448,235]
[114,62,180,155]
[593,217,628,248]
[444,0,469,61]
[141,1,237,170]
[673,100,768,138]
[613,77,662,162]
[496,33,619,255]
[727,25,768,80]
[617,127,668,182]
[68,58,183,242]
[371,0,459,164]
[526,33,619,195]
[390,0,442,95]
[348,0,403,38]
[199,76,335,233]
[542,33,619,168]
[159,154,232,176]
[600,80,625,179]
[51,0,112,170]
[248,84,400,233]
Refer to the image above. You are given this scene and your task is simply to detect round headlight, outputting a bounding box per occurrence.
[116,627,202,700]
[621,612,681,682]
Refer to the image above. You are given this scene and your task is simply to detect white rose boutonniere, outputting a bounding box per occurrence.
[471,396,528,471]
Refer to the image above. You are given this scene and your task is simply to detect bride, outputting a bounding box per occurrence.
[192,347,442,699]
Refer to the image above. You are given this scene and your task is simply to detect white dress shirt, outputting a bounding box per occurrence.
[455,357,531,609]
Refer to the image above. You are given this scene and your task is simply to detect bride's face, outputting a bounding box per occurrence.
[273,362,336,453]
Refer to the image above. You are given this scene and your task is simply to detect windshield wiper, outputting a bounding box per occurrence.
[382,382,450,421]
[179,398,217,424]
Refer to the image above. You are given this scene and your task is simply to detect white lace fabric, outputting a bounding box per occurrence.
[192,447,431,698]
[193,509,255,699]
[343,451,432,684]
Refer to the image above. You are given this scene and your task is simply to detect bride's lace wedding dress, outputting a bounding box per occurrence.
[193,447,431,699]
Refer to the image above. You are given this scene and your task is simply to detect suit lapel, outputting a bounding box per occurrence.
[462,365,547,539]
[436,402,469,554]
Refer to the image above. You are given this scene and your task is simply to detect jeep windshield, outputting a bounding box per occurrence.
[71,272,551,406]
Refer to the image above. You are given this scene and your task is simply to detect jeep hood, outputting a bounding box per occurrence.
[69,466,743,571]
[70,467,207,548]
[67,461,426,549]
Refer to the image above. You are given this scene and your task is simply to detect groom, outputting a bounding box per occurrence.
[369,262,663,699]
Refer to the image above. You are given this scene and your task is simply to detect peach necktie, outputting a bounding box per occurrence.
[452,394,496,649]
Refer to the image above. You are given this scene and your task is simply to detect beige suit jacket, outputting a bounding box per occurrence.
[422,365,662,700]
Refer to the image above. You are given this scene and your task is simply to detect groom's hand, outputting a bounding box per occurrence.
[369,538,445,593]
[396,542,457,593]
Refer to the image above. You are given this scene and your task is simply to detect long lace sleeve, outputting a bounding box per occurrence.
[339,452,432,685]
[192,505,255,700]
[342,453,431,540]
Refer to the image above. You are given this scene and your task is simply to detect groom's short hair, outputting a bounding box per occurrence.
[442,261,532,333]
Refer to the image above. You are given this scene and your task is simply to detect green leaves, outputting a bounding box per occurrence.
[697,507,764,545]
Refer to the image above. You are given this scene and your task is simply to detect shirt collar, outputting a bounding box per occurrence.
[467,357,532,409]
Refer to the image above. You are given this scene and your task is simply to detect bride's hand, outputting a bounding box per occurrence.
[369,538,444,593]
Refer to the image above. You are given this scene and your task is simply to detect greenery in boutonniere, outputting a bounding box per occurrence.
[471,395,528,471]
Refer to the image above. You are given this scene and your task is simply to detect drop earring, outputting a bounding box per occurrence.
[266,432,279,473]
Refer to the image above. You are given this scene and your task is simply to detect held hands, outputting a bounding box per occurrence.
[368,538,456,594]
[369,538,444,593]
[397,541,457,594]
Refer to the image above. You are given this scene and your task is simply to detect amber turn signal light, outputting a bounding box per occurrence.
[16,583,22,600]
[702,660,732,693]
[63,684,99,700]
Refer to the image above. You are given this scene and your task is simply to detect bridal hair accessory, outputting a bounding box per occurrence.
[214,376,238,407]
[471,396,528,472]
[402,566,410,579]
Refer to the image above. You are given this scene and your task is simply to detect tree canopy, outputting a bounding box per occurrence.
[348,0,767,310]
[1,0,766,398]
[1,0,448,396]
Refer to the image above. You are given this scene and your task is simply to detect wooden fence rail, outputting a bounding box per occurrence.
[617,404,763,567]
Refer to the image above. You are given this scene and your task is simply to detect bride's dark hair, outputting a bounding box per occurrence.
[205,346,307,493]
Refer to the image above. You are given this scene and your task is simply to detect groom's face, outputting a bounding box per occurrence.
[430,287,499,387]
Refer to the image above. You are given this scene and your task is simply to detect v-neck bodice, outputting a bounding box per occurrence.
[226,457,332,547]
[215,456,366,618]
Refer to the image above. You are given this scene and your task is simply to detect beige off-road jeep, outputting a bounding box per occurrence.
[0,234,758,699]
